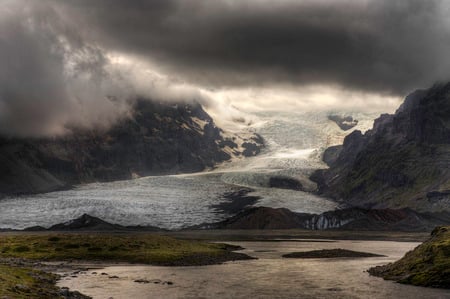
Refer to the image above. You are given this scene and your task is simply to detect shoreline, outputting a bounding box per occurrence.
[0,230,440,298]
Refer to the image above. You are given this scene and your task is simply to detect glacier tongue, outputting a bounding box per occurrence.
[0,110,378,230]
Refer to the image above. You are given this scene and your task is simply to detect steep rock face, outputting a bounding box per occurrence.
[0,99,264,196]
[312,83,450,212]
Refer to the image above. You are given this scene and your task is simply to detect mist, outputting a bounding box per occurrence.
[1,0,450,136]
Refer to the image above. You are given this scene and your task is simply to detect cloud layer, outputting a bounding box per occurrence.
[1,0,450,136]
[56,0,450,94]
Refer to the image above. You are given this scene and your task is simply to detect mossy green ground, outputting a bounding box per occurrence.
[369,226,450,288]
[0,233,242,265]
[0,264,59,298]
[0,233,249,298]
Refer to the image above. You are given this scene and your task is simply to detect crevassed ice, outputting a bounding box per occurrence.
[0,110,376,230]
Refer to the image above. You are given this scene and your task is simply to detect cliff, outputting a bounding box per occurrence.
[0,99,263,196]
[312,83,450,212]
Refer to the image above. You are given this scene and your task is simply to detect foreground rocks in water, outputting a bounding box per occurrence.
[368,226,450,289]
[195,206,450,231]
[312,83,450,213]
[0,99,264,196]
[0,264,91,299]
[283,249,384,258]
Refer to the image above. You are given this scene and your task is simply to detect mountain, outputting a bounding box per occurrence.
[193,206,449,231]
[312,83,450,213]
[43,214,161,231]
[0,99,263,196]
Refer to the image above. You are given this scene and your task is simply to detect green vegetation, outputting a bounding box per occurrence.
[0,233,248,265]
[0,264,60,299]
[339,140,447,211]
[369,226,450,288]
[0,233,251,298]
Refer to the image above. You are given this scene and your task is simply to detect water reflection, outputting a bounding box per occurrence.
[57,240,450,299]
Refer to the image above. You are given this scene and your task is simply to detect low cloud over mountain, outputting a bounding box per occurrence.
[2,0,450,136]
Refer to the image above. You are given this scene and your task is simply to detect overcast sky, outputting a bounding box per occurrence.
[1,0,450,136]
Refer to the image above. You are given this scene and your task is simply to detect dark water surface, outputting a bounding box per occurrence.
[57,240,450,299]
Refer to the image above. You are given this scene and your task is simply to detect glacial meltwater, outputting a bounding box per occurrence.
[56,240,450,299]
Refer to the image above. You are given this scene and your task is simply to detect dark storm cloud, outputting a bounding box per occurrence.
[0,1,135,137]
[55,0,450,95]
[2,0,450,136]
[0,0,205,137]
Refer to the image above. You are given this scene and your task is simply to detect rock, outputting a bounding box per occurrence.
[328,114,359,131]
[22,213,165,232]
[134,279,150,284]
[196,206,450,231]
[368,226,450,289]
[312,82,450,213]
[268,176,304,191]
[14,284,30,293]
[59,287,70,296]
[0,99,264,197]
[322,145,342,167]
[109,276,119,279]
[282,248,384,258]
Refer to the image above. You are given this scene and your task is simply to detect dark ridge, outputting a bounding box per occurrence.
[0,99,264,197]
[22,214,163,232]
[192,206,450,231]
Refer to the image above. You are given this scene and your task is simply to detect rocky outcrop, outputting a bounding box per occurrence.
[44,214,162,231]
[328,114,359,131]
[194,206,450,231]
[321,145,343,166]
[268,176,304,191]
[369,226,450,289]
[312,83,450,212]
[283,249,384,258]
[196,207,310,230]
[14,207,449,232]
[0,99,264,196]
[22,214,162,231]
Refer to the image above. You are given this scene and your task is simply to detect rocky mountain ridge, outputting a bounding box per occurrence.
[3,207,445,232]
[193,206,449,231]
[0,99,264,196]
[312,83,450,212]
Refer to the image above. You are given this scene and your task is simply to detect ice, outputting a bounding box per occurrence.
[0,110,377,230]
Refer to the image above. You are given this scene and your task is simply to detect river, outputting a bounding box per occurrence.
[56,239,450,299]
